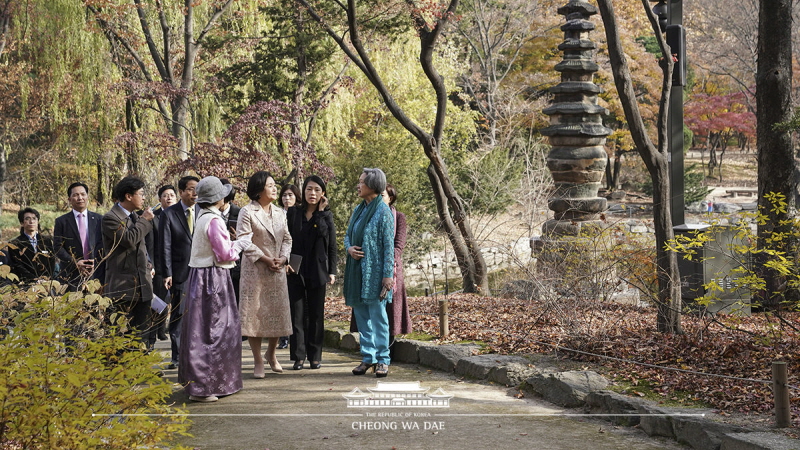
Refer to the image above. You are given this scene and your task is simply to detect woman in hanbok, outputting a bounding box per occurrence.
[178,176,251,402]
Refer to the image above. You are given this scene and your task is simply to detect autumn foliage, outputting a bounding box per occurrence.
[327,293,799,424]
[685,91,756,179]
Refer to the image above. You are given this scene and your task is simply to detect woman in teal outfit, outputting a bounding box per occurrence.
[344,168,395,378]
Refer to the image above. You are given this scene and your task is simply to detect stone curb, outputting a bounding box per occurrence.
[323,327,797,450]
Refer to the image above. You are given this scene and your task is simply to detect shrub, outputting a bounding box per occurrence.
[0,279,190,449]
[684,163,713,204]
[667,192,800,322]
[527,221,657,338]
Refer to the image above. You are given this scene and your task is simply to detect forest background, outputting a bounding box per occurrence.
[2,0,800,428]
[2,0,794,245]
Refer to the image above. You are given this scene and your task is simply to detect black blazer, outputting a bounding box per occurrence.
[53,210,105,288]
[158,201,198,287]
[150,207,168,299]
[286,206,337,288]
[8,233,56,284]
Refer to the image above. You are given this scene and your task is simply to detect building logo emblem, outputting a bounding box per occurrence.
[343,381,453,408]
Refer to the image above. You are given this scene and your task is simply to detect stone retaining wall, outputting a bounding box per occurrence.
[323,329,796,450]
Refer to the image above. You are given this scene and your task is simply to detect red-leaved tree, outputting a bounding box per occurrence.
[684,91,756,180]
[124,100,334,190]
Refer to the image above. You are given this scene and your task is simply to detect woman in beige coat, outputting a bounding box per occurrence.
[237,171,293,378]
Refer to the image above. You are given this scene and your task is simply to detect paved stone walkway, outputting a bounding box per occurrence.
[157,341,684,450]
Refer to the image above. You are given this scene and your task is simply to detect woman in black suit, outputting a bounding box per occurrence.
[286,175,337,370]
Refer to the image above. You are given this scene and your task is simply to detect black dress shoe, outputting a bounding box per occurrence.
[278,337,289,349]
[310,361,321,369]
[293,360,304,370]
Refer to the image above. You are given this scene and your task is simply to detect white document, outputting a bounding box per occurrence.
[151,295,168,314]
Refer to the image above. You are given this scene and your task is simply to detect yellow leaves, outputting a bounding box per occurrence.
[0,264,19,283]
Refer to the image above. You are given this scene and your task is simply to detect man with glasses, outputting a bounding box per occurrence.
[102,176,155,340]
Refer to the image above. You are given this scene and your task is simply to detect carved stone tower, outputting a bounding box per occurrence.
[541,0,611,237]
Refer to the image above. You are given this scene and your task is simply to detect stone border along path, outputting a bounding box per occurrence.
[323,328,798,450]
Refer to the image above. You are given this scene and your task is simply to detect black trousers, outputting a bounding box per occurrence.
[288,276,326,362]
[116,299,152,343]
[168,287,184,363]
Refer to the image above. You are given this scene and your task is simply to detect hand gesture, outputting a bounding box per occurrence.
[348,246,364,260]
[142,207,155,221]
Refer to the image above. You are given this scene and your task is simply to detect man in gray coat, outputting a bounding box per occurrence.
[102,176,155,341]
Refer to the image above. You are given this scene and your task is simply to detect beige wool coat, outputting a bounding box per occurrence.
[237,201,293,338]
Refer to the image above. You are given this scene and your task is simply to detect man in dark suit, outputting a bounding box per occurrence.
[53,182,105,291]
[158,175,199,368]
[102,176,155,341]
[8,207,56,285]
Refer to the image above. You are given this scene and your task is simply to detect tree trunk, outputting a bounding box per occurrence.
[598,0,682,333]
[755,0,794,309]
[651,160,682,333]
[0,142,6,216]
[427,164,478,290]
[88,0,234,161]
[296,0,490,293]
[422,140,489,294]
[96,155,106,205]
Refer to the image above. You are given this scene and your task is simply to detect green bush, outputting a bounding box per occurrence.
[684,163,712,204]
[0,279,190,449]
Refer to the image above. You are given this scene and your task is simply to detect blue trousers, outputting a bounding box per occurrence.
[352,301,390,365]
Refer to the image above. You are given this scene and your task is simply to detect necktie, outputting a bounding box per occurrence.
[187,207,194,234]
[30,236,37,252]
[77,213,90,260]
[129,212,138,223]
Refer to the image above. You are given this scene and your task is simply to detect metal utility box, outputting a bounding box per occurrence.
[674,224,751,315]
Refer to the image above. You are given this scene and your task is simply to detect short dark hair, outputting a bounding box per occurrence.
[246,171,272,201]
[385,183,398,206]
[278,184,301,208]
[178,176,200,191]
[220,178,237,204]
[158,184,176,198]
[18,207,40,224]
[113,176,146,202]
[67,182,89,198]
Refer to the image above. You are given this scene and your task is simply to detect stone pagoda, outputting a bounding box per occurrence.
[541,0,612,238]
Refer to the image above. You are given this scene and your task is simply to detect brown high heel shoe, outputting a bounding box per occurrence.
[352,362,375,375]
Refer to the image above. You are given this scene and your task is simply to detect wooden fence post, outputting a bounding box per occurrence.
[773,361,790,428]
[438,299,448,338]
